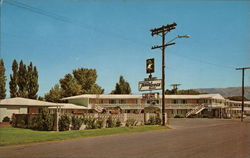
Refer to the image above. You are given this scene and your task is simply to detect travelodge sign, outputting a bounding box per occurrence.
[138,79,162,91]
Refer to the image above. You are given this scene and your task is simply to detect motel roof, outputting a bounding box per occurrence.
[0,97,62,107]
[62,94,142,100]
[62,94,225,100]
[48,103,88,110]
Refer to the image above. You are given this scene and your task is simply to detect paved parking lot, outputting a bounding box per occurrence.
[0,118,249,158]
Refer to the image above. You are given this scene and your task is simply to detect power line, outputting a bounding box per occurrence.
[3,0,246,71]
[6,0,73,24]
[5,0,136,44]
[172,52,235,70]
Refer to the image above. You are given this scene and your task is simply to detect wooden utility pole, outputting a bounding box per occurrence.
[236,67,250,122]
[150,23,177,126]
[171,84,181,94]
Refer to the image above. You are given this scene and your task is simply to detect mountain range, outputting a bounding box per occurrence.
[196,87,250,100]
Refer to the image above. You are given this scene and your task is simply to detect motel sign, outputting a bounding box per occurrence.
[138,79,162,91]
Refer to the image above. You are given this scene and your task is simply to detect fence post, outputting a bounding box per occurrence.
[144,113,149,124]
[123,113,127,123]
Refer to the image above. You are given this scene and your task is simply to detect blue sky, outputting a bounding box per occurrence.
[1,0,250,97]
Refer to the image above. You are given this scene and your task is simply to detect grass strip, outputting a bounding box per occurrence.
[0,125,169,146]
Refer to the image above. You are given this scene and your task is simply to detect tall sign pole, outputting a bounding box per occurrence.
[236,67,250,122]
[161,28,166,126]
[150,23,177,126]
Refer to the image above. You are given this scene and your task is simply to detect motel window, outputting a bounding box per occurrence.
[109,99,116,104]
[172,100,177,104]
[99,99,104,104]
[119,99,127,104]
[181,100,187,104]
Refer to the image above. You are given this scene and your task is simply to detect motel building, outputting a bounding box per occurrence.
[1,94,250,122]
[0,97,87,122]
[62,94,250,118]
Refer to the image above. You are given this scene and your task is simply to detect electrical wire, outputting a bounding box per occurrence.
[3,0,243,71]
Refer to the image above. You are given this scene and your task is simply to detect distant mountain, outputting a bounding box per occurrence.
[196,87,250,100]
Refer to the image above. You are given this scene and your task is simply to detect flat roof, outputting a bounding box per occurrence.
[49,103,88,109]
[62,94,225,100]
[0,97,62,107]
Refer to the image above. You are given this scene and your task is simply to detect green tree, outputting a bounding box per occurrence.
[17,60,28,98]
[165,89,202,95]
[9,59,18,98]
[60,74,82,97]
[111,76,131,94]
[177,89,201,95]
[0,59,6,99]
[73,68,104,94]
[27,62,39,99]
[89,83,104,94]
[44,84,63,103]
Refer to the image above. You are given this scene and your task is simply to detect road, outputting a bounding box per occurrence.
[0,118,249,158]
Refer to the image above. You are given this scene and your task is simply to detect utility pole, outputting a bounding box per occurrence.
[236,67,250,122]
[171,84,181,94]
[150,23,177,126]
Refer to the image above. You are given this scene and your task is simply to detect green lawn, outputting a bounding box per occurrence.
[0,125,169,146]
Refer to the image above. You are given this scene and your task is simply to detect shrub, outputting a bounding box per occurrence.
[125,118,137,127]
[155,115,162,125]
[85,118,98,129]
[174,114,184,118]
[37,108,54,131]
[146,115,162,125]
[106,116,115,128]
[96,118,104,129]
[2,116,10,122]
[71,115,83,130]
[116,119,122,127]
[28,115,40,129]
[59,114,71,131]
[146,116,156,125]
[201,114,209,118]
[15,115,28,128]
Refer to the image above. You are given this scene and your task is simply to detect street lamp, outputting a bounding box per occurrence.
[166,35,191,45]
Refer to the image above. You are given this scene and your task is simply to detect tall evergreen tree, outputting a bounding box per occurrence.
[60,74,82,97]
[17,60,28,98]
[0,59,6,99]
[89,83,104,94]
[27,62,39,99]
[44,84,62,103]
[9,59,19,98]
[111,76,131,94]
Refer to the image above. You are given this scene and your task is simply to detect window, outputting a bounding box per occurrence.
[119,99,126,104]
[99,99,104,104]
[181,100,187,104]
[172,100,177,104]
[109,99,116,104]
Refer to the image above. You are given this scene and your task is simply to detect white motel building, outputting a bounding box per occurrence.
[62,94,250,118]
[1,94,250,122]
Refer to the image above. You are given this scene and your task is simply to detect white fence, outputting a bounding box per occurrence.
[71,113,159,125]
